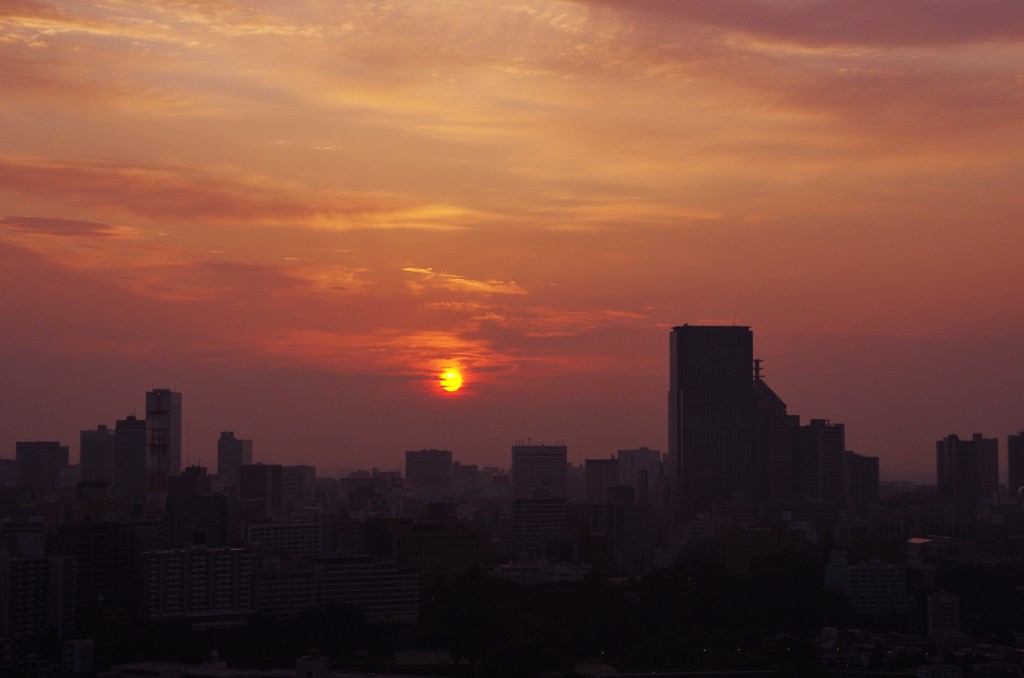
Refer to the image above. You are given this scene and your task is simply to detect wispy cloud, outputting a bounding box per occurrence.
[402,267,528,295]
[1,215,117,237]
[0,155,483,231]
[569,0,1024,47]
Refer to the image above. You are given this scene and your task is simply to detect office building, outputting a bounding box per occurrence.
[795,419,846,502]
[145,388,182,503]
[80,425,115,484]
[846,451,880,518]
[0,554,76,642]
[584,458,620,503]
[404,449,453,491]
[49,521,138,632]
[282,465,316,508]
[511,443,567,500]
[511,498,566,557]
[824,550,913,616]
[240,464,283,517]
[113,415,147,501]
[1008,430,1024,500]
[143,547,253,625]
[616,447,661,493]
[314,557,419,622]
[14,441,68,493]
[568,497,653,575]
[245,520,322,559]
[167,465,210,498]
[382,520,489,583]
[669,325,757,517]
[216,432,252,490]
[936,433,999,506]
[166,494,230,548]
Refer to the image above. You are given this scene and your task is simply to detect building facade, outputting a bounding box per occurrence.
[80,425,115,485]
[511,444,567,500]
[216,432,252,490]
[145,388,182,504]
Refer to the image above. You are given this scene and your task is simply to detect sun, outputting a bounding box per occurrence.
[439,368,463,393]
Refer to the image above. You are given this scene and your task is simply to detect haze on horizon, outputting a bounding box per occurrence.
[1,0,1022,482]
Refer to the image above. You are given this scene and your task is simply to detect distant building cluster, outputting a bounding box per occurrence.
[1,327,1023,674]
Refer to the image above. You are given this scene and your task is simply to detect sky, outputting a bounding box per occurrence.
[1,0,1022,482]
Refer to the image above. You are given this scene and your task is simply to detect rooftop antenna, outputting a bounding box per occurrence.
[753,358,763,382]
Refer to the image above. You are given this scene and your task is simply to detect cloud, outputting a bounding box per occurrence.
[570,0,1024,48]
[0,155,461,231]
[1,215,115,237]
[402,267,528,295]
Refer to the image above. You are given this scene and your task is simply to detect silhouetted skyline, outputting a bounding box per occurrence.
[2,1,1023,483]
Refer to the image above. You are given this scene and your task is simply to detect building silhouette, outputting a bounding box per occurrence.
[668,324,878,524]
[616,447,661,501]
[511,443,567,500]
[80,425,115,485]
[669,325,757,518]
[404,449,453,491]
[113,415,147,501]
[584,458,620,503]
[282,465,317,509]
[145,388,182,505]
[936,433,998,507]
[795,419,846,502]
[216,431,252,490]
[1008,430,1024,500]
[14,442,68,494]
[240,463,283,518]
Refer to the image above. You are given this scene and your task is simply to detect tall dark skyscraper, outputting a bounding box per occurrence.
[669,325,755,516]
[1007,430,1024,500]
[936,433,999,507]
[217,431,253,490]
[114,415,147,501]
[667,324,878,523]
[146,388,182,505]
[80,424,115,484]
[511,443,568,500]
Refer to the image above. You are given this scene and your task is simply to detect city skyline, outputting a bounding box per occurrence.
[2,1,1023,481]
[4,342,1023,487]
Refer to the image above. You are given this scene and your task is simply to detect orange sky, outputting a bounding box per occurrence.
[2,0,1022,480]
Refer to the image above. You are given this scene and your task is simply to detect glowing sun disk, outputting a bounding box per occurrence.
[439,368,463,392]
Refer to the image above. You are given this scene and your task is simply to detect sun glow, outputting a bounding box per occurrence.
[439,368,463,393]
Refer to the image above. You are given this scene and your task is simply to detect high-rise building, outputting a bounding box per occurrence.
[240,463,283,517]
[936,433,999,506]
[168,465,211,497]
[14,441,69,493]
[167,494,230,548]
[795,419,846,502]
[1008,430,1024,500]
[616,447,663,506]
[0,554,76,641]
[846,451,880,518]
[616,447,661,490]
[584,458,620,503]
[145,388,182,503]
[282,465,316,508]
[142,547,253,624]
[404,449,453,491]
[511,443,567,500]
[216,432,252,490]
[669,325,756,517]
[80,425,115,484]
[113,415,147,501]
[511,498,567,557]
